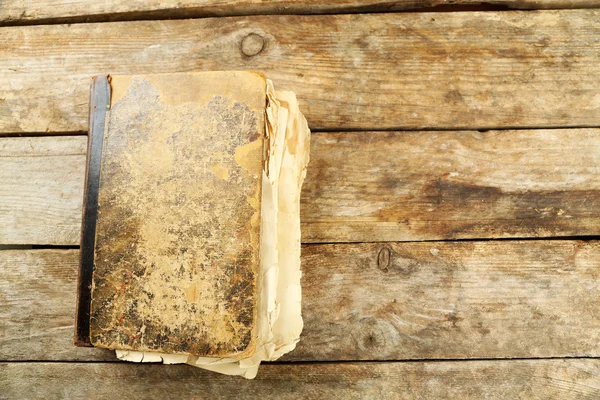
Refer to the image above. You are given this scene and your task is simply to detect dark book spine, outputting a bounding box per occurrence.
[74,76,111,347]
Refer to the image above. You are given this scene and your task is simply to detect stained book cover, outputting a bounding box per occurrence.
[76,71,267,359]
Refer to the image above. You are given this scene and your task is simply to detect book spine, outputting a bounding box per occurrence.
[74,76,111,347]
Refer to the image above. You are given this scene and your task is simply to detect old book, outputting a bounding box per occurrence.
[75,71,310,379]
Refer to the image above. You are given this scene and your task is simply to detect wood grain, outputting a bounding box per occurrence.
[3,242,600,361]
[1,0,599,26]
[2,10,600,133]
[0,250,114,361]
[302,129,600,242]
[0,136,86,245]
[3,130,600,245]
[296,240,600,361]
[2,360,600,399]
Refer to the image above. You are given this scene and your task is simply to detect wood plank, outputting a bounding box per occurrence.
[302,129,600,242]
[2,10,600,133]
[2,130,600,245]
[0,249,114,361]
[297,240,600,361]
[0,136,86,245]
[3,242,600,361]
[2,360,600,399]
[1,0,599,26]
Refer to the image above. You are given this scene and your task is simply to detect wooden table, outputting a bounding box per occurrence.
[2,1,600,398]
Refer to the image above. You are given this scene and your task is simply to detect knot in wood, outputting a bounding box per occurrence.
[241,33,265,57]
[377,246,391,272]
[354,317,399,357]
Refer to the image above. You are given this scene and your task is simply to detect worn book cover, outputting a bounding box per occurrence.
[75,71,310,378]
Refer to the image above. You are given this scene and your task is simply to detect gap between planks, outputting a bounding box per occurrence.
[4,356,600,364]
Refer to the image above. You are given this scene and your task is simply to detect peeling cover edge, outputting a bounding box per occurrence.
[74,76,111,347]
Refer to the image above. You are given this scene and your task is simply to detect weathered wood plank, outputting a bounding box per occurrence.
[2,360,600,399]
[2,130,600,245]
[0,136,86,245]
[2,242,600,361]
[303,129,600,242]
[2,10,600,133]
[296,240,600,361]
[1,0,599,26]
[0,249,114,361]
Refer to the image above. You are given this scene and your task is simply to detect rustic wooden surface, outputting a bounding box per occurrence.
[2,130,599,245]
[3,360,600,399]
[1,0,599,25]
[303,129,600,242]
[2,10,600,133]
[0,137,86,245]
[3,242,600,361]
[1,3,600,398]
